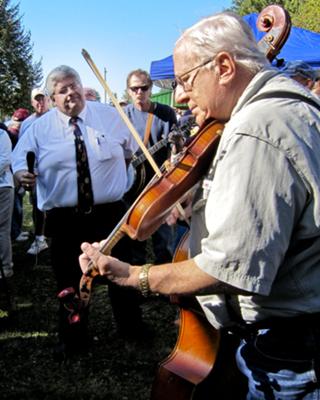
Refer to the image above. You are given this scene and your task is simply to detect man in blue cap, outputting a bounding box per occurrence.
[282,60,316,89]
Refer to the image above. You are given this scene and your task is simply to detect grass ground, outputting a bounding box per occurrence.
[0,198,178,399]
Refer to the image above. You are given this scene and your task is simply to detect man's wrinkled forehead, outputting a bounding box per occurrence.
[174,42,197,75]
[53,76,81,93]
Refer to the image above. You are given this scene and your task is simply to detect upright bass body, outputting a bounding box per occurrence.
[150,232,247,400]
[151,232,221,400]
[124,121,224,241]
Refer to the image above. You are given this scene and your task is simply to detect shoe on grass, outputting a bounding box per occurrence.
[27,238,48,255]
[15,232,30,242]
[0,267,14,279]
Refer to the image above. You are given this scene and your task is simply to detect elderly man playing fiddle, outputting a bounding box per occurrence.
[80,11,320,398]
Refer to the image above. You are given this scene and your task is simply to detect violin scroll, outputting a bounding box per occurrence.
[168,118,195,158]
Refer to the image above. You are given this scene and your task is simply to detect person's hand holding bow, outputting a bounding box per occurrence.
[79,242,140,289]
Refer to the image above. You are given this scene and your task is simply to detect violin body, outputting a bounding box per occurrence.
[124,120,224,241]
[79,119,224,306]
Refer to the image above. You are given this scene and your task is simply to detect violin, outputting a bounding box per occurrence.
[73,118,224,308]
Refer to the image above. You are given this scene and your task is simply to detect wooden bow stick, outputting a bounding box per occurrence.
[82,49,161,178]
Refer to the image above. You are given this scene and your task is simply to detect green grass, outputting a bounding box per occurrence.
[0,196,178,399]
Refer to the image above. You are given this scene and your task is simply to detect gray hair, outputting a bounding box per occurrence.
[176,12,269,74]
[45,65,82,97]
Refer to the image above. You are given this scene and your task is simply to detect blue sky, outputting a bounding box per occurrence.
[16,0,232,100]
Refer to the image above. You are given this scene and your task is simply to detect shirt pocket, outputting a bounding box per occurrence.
[89,128,112,161]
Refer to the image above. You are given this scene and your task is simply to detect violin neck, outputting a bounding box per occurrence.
[97,172,164,258]
[98,210,131,256]
[99,228,125,256]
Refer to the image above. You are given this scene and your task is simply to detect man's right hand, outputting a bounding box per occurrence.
[15,170,36,191]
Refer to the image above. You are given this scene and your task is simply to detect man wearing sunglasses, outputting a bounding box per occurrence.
[125,68,177,184]
[123,69,177,268]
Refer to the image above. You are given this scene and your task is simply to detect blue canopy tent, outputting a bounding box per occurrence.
[150,56,174,89]
[150,13,320,88]
[150,55,175,89]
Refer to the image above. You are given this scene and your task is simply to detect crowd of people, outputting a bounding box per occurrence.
[1,9,320,398]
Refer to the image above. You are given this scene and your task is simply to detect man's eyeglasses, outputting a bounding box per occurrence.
[171,57,213,92]
[129,85,150,93]
[55,81,82,95]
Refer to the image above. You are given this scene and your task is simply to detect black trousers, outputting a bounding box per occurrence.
[45,201,142,344]
[31,189,46,236]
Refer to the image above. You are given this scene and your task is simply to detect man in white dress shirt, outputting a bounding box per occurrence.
[12,65,142,357]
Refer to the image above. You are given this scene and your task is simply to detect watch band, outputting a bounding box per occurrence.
[138,263,152,297]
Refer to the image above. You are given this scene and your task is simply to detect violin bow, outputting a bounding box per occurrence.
[82,49,161,178]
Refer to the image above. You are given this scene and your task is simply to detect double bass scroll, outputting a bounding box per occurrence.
[256,5,291,62]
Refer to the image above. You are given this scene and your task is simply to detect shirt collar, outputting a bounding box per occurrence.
[56,103,88,126]
[231,67,279,117]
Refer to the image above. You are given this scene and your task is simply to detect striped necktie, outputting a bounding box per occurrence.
[70,117,94,213]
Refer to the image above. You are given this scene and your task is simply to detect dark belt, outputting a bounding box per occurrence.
[227,312,320,340]
[46,201,124,216]
[253,312,320,330]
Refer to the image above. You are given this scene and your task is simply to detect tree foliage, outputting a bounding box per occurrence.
[292,0,320,32]
[0,0,42,119]
[231,0,319,32]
